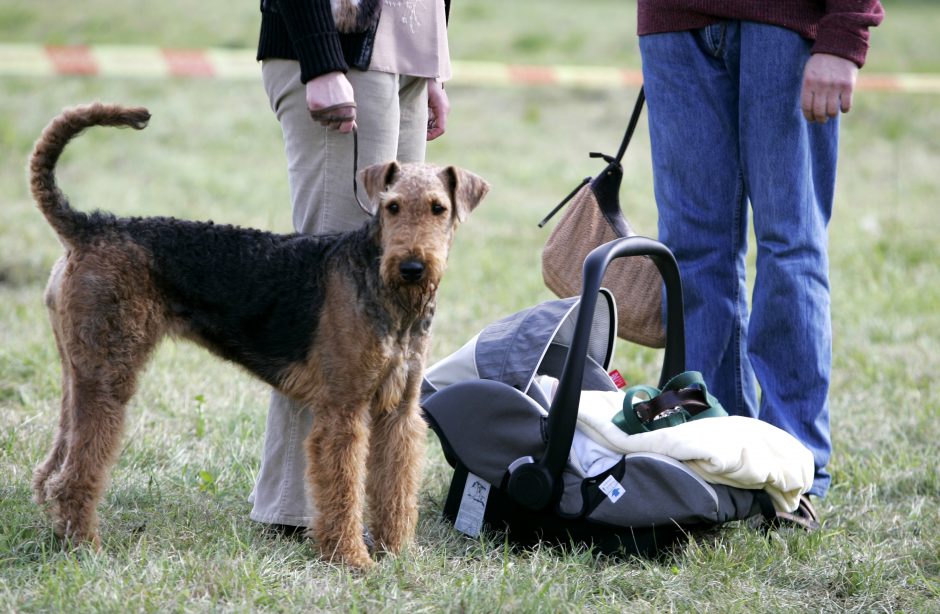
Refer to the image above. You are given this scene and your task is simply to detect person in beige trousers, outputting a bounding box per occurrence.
[249,0,453,531]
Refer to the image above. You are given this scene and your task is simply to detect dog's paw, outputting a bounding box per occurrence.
[343,550,375,571]
[31,465,57,504]
[318,539,374,570]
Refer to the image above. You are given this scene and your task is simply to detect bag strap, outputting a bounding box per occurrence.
[595,86,646,167]
[617,86,646,162]
[537,176,591,228]
[538,87,646,228]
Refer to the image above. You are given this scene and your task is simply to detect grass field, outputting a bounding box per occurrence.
[1,1,938,611]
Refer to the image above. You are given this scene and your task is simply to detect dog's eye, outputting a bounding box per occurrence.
[430,201,446,216]
[386,201,400,214]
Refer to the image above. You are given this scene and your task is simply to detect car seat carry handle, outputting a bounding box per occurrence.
[507,236,685,511]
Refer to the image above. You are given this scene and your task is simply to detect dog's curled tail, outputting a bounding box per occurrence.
[29,102,151,243]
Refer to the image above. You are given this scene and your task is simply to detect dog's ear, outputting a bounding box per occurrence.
[438,166,490,223]
[358,161,402,211]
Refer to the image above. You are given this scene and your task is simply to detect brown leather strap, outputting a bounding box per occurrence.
[309,102,357,123]
[632,387,710,422]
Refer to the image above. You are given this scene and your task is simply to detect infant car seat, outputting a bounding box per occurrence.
[421,237,776,556]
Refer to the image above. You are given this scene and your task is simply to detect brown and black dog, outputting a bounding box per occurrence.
[28,103,488,569]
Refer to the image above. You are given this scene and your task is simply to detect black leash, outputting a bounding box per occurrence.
[352,127,372,216]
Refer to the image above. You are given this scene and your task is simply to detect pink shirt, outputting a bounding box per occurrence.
[370,0,452,80]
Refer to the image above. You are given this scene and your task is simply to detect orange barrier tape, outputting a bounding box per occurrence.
[1,44,938,93]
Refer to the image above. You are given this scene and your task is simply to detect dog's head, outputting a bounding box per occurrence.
[359,161,489,302]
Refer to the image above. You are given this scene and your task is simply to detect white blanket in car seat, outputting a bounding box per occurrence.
[570,389,815,513]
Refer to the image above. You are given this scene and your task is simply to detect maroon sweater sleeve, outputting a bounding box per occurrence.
[812,0,885,67]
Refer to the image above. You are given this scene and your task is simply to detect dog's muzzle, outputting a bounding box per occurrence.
[398,259,426,283]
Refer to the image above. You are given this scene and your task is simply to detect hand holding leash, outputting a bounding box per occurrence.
[306,71,357,132]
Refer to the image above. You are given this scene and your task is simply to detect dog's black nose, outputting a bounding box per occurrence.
[399,260,425,283]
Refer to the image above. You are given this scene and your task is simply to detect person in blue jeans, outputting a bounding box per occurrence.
[636,2,884,528]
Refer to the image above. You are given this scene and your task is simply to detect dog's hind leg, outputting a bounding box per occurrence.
[33,260,77,504]
[366,390,426,556]
[40,369,134,547]
[32,324,75,505]
[40,341,158,546]
[36,257,163,547]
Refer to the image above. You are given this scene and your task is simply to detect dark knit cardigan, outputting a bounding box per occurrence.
[258,0,451,84]
[637,0,884,67]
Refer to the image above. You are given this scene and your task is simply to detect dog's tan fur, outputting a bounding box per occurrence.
[28,103,488,569]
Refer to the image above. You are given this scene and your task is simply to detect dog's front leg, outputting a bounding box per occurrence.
[366,367,427,556]
[304,400,373,570]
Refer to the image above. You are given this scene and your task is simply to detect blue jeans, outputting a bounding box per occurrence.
[640,22,838,497]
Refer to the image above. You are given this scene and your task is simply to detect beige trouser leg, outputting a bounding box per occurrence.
[249,59,428,526]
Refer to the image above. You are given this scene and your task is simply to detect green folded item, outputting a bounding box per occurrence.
[612,371,728,435]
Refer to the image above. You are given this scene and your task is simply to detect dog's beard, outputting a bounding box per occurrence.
[388,273,440,312]
[382,257,444,316]
[394,281,437,317]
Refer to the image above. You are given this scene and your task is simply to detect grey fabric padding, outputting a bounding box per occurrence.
[421,333,480,397]
[713,481,765,522]
[526,379,552,410]
[474,291,614,395]
[422,379,547,486]
[421,291,616,404]
[420,378,437,402]
[585,454,721,527]
[558,469,587,516]
[538,344,619,393]
[559,453,766,526]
